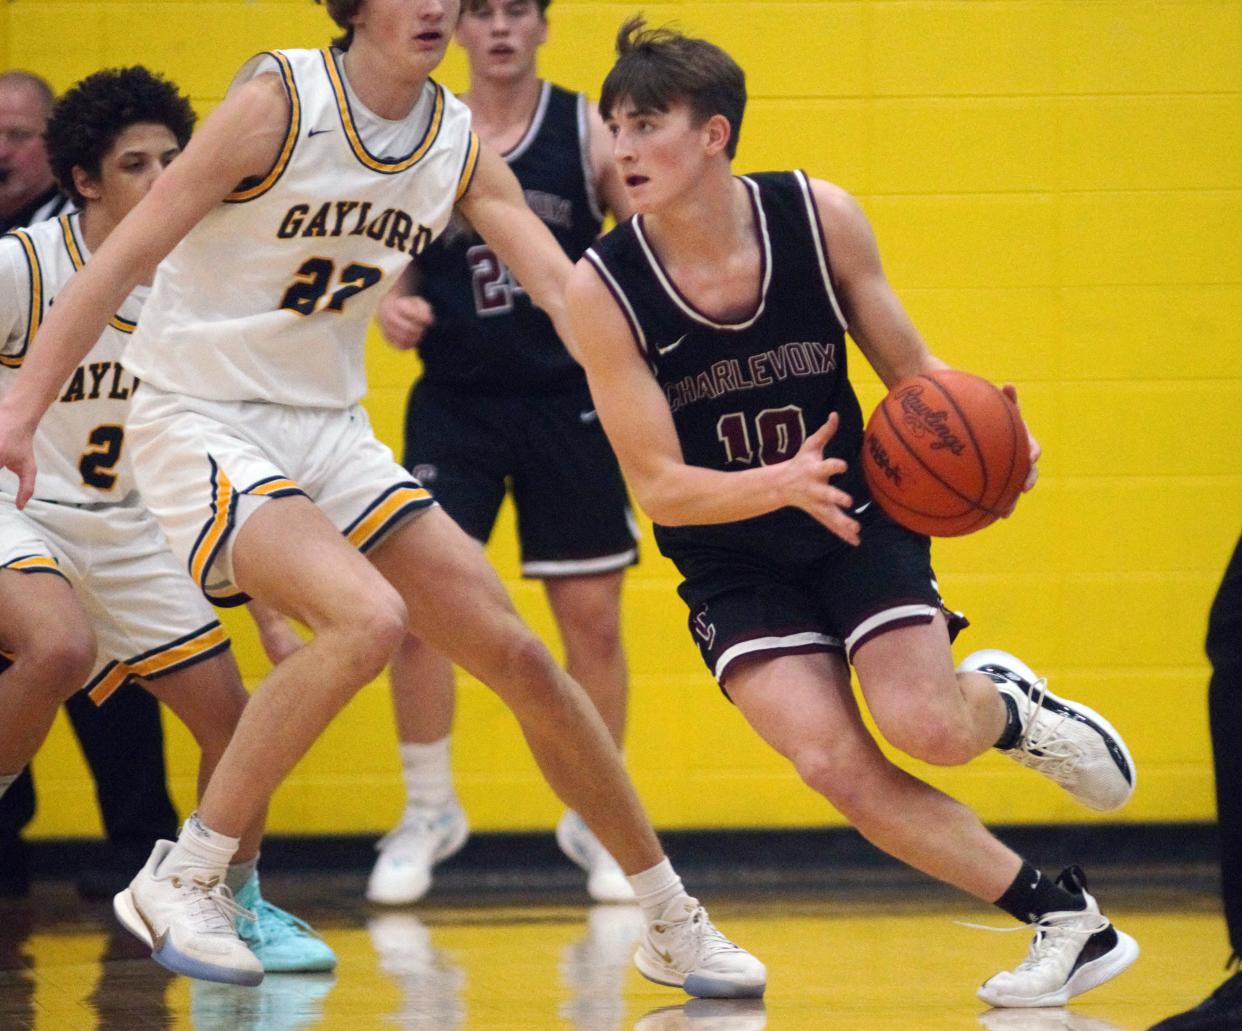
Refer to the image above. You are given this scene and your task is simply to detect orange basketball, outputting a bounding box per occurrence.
[861,369,1030,537]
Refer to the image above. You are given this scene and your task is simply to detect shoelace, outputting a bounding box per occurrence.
[1008,678,1087,784]
[960,908,1111,972]
[655,903,745,963]
[178,876,255,935]
[242,899,320,944]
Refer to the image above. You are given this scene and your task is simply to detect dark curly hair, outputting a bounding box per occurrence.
[600,16,746,159]
[46,66,196,206]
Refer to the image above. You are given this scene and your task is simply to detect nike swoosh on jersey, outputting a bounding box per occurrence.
[853,501,872,515]
[657,334,686,355]
[579,409,599,424]
[307,127,334,137]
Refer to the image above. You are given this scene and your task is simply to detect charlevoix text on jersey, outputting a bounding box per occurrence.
[664,340,839,414]
[277,200,434,257]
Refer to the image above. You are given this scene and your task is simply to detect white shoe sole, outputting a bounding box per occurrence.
[962,648,1137,811]
[634,946,766,999]
[978,929,1140,1008]
[114,887,264,986]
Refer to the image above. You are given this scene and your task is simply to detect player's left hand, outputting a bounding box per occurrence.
[0,406,38,508]
[1001,383,1040,513]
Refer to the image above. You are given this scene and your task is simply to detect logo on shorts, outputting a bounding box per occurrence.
[411,463,439,485]
[692,605,717,649]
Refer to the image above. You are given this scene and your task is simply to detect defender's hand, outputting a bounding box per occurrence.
[378,294,434,351]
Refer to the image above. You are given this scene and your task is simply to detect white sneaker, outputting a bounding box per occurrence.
[635,897,766,999]
[113,840,264,986]
[366,799,469,905]
[978,867,1139,1008]
[555,810,636,903]
[959,649,1136,811]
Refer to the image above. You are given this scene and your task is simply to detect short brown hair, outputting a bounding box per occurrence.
[463,0,550,15]
[599,17,745,159]
[314,0,362,51]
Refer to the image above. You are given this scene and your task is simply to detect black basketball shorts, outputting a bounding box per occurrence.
[403,379,638,577]
[675,504,967,690]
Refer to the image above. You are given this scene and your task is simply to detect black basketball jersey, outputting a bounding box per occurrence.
[586,170,866,569]
[416,82,603,394]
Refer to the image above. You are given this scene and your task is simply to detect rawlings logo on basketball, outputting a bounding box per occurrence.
[895,385,966,455]
[866,434,903,485]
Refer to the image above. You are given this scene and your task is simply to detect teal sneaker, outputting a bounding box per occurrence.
[235,874,336,973]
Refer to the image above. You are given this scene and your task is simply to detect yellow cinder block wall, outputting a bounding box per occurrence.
[6,1,1240,838]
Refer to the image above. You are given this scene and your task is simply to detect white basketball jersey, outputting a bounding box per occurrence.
[125,48,479,408]
[0,213,145,503]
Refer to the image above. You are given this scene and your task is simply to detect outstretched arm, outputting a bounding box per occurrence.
[564,259,860,544]
[0,73,291,505]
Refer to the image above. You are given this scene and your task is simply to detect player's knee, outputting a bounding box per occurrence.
[792,745,879,819]
[495,629,561,696]
[338,587,408,679]
[885,709,976,767]
[24,629,97,702]
[560,608,623,663]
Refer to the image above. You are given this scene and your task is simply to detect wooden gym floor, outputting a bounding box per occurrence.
[0,863,1223,1030]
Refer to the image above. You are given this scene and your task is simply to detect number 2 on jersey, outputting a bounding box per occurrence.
[717,405,807,465]
[468,244,525,316]
[79,425,124,490]
[279,258,383,316]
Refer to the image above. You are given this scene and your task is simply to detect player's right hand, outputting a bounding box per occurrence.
[0,408,37,508]
[377,293,434,350]
[782,412,861,546]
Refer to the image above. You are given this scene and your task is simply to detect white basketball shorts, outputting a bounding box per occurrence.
[126,386,433,606]
[0,492,230,704]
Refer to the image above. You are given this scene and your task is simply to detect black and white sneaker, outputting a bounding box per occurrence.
[979,866,1139,1008]
[959,649,1136,811]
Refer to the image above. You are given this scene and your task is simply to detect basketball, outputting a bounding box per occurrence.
[861,369,1030,537]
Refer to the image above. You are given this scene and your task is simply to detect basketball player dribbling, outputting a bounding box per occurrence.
[0,0,763,997]
[564,18,1138,1008]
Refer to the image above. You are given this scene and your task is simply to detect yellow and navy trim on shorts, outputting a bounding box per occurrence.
[226,50,301,204]
[187,463,308,608]
[86,621,231,705]
[58,215,137,333]
[345,481,432,553]
[321,48,445,174]
[0,553,65,578]
[1,229,41,368]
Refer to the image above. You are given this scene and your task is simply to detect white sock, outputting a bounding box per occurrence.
[400,738,455,808]
[628,857,690,921]
[226,854,260,895]
[162,812,239,880]
[0,773,17,802]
